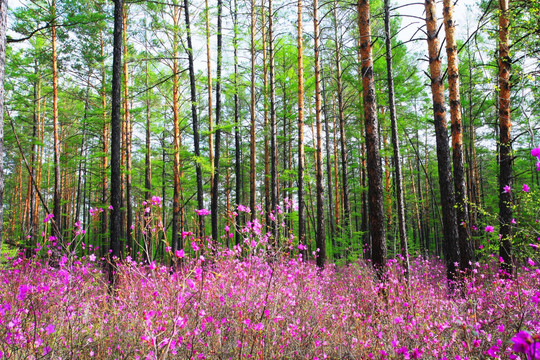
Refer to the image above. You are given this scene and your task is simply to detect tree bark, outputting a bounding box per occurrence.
[424,0,460,280]
[51,0,62,240]
[332,0,352,244]
[297,0,307,253]
[498,0,512,275]
[443,0,473,273]
[249,0,257,219]
[172,3,182,254]
[268,0,279,243]
[110,0,124,283]
[184,0,205,237]
[384,0,409,272]
[313,0,326,268]
[211,0,223,243]
[358,0,386,272]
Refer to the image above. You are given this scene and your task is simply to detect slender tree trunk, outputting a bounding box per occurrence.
[358,0,386,272]
[234,0,242,245]
[268,0,279,243]
[313,0,326,268]
[249,0,257,219]
[297,0,307,254]
[122,5,133,253]
[443,0,473,272]
[184,0,205,237]
[498,0,512,274]
[110,0,124,283]
[172,3,182,253]
[384,0,408,271]
[100,30,109,251]
[206,0,214,183]
[233,0,241,245]
[0,0,5,247]
[424,0,459,280]
[211,0,223,242]
[321,68,335,245]
[261,0,270,227]
[332,0,352,244]
[144,25,152,202]
[51,0,62,240]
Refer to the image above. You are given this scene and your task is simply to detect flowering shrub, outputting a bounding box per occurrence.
[1,252,539,359]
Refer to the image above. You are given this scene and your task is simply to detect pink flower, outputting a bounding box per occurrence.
[536,162,540,171]
[89,254,96,262]
[298,244,307,251]
[151,196,162,206]
[485,225,494,233]
[195,209,211,216]
[531,146,540,159]
[523,184,531,192]
[176,249,185,258]
[503,185,511,193]
[191,242,200,251]
[511,218,517,224]
[45,324,55,335]
[109,205,114,210]
[224,225,230,232]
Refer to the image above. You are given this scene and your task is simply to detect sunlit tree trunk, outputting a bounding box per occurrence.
[498,0,512,275]
[234,0,242,245]
[297,0,307,254]
[172,2,182,253]
[51,0,62,240]
[358,0,386,272]
[424,0,459,280]
[321,68,335,246]
[249,0,257,219]
[443,0,473,273]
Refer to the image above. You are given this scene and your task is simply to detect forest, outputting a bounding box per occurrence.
[0,0,539,358]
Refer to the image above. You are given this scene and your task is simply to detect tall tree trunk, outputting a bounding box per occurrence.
[144,25,152,201]
[184,0,205,236]
[211,0,223,242]
[172,3,182,253]
[234,0,242,246]
[262,0,270,227]
[110,0,124,283]
[51,0,62,240]
[249,0,257,219]
[424,0,459,280]
[122,5,133,253]
[384,0,409,271]
[443,0,473,272]
[268,0,279,243]
[498,0,512,275]
[332,0,352,244]
[0,0,5,247]
[100,30,109,253]
[297,0,307,253]
[358,0,386,272]
[321,68,335,245]
[206,0,214,184]
[313,0,326,268]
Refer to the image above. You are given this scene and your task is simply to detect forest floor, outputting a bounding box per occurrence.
[0,251,539,359]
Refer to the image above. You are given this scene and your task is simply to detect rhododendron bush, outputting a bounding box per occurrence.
[1,253,539,359]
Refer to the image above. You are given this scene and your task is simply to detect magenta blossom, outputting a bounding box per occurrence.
[195,209,211,216]
[504,185,511,193]
[511,331,540,360]
[532,146,540,160]
[485,225,494,233]
[523,184,531,192]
